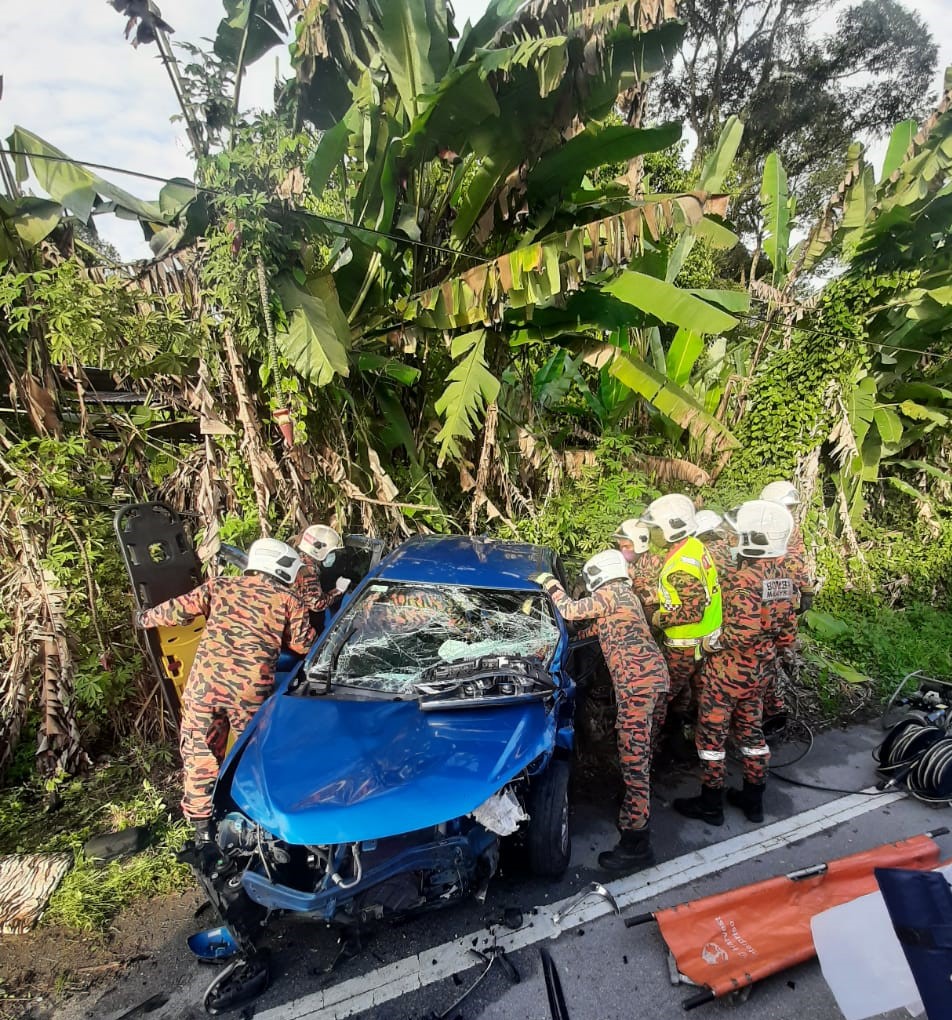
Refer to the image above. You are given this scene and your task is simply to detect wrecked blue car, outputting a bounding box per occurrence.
[190,536,586,1003]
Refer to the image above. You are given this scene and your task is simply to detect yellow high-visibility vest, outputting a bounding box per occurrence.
[657,537,722,646]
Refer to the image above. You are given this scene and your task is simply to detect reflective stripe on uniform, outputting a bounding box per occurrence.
[740,745,770,757]
[698,749,727,761]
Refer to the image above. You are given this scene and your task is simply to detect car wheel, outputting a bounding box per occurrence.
[526,759,571,877]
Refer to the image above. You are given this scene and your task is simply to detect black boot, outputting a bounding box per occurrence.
[726,780,765,823]
[673,785,724,826]
[598,827,655,872]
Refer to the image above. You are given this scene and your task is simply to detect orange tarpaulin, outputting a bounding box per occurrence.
[655,834,942,999]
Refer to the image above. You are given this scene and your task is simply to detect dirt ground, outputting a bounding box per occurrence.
[0,888,205,1020]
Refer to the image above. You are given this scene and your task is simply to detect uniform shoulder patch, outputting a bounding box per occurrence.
[762,577,795,601]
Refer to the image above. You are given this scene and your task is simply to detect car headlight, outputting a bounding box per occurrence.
[216,811,259,853]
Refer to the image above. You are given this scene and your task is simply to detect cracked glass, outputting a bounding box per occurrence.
[302,582,560,695]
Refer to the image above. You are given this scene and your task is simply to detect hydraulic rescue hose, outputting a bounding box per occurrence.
[875,717,952,803]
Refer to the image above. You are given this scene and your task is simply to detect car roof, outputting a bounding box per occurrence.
[373,535,557,591]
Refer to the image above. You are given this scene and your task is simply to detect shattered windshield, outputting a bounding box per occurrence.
[303,582,560,695]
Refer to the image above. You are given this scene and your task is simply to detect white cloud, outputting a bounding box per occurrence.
[2,0,948,258]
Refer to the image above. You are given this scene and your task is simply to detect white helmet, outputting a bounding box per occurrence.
[613,518,650,554]
[693,509,724,537]
[298,524,342,563]
[725,500,794,559]
[245,539,303,585]
[581,550,630,592]
[760,481,800,508]
[641,494,696,543]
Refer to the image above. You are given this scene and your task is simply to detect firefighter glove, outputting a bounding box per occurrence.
[529,571,556,589]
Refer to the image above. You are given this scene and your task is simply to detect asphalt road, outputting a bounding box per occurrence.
[62,721,946,1020]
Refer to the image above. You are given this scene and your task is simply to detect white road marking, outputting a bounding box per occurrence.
[256,787,905,1020]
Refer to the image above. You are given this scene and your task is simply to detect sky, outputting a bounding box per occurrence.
[1,0,949,259]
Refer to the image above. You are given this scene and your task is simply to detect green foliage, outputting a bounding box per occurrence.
[805,600,952,692]
[0,747,190,934]
[509,433,660,561]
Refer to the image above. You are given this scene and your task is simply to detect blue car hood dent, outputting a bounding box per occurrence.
[228,694,556,845]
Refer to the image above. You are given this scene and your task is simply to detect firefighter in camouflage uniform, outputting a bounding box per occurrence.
[295,524,351,623]
[759,482,815,730]
[693,510,735,574]
[138,539,314,840]
[614,518,661,611]
[641,495,722,726]
[674,500,799,826]
[533,551,669,872]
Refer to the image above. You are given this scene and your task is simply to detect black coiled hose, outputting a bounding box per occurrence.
[875,715,952,804]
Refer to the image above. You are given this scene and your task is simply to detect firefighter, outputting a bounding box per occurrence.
[759,481,815,729]
[532,551,669,871]
[640,495,722,725]
[693,509,735,574]
[137,539,314,841]
[295,524,350,622]
[673,500,799,826]
[613,518,661,610]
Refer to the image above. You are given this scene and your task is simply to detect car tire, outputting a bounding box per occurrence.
[526,759,571,877]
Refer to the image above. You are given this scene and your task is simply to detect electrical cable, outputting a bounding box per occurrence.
[0,147,491,265]
[740,308,952,363]
[0,485,200,517]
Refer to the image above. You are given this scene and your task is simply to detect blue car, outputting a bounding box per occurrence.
[194,536,586,985]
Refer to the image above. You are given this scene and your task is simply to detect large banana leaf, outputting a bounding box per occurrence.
[760,152,793,283]
[526,122,682,198]
[214,0,286,67]
[0,196,61,257]
[609,351,737,451]
[605,272,739,333]
[8,127,195,256]
[274,274,351,387]
[699,116,744,193]
[666,328,704,387]
[401,193,729,329]
[377,0,438,118]
[434,329,500,464]
[880,119,917,182]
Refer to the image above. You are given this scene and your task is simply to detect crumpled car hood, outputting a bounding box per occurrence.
[225,693,556,845]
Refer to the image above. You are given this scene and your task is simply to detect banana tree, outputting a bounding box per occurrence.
[285,0,747,475]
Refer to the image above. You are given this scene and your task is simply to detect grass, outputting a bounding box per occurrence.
[802,599,952,704]
[0,743,193,934]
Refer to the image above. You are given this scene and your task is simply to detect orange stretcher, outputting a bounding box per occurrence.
[624,829,949,1010]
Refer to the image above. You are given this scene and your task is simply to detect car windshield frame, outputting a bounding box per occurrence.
[301,580,561,697]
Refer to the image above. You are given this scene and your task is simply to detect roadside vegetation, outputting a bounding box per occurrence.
[1,0,951,944]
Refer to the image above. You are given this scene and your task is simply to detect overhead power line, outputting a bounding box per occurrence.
[3,147,949,361]
[741,308,952,363]
[0,147,490,265]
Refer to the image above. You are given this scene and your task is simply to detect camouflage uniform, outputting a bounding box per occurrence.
[761,526,810,719]
[295,559,341,614]
[544,578,669,831]
[695,558,798,788]
[140,575,314,820]
[359,586,467,632]
[628,552,662,611]
[657,568,710,715]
